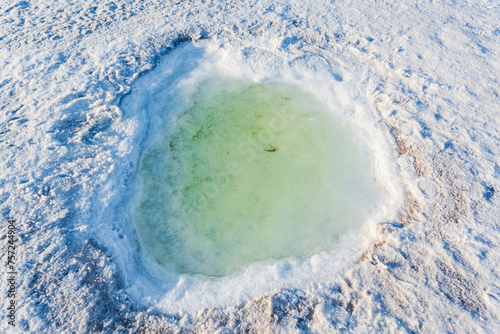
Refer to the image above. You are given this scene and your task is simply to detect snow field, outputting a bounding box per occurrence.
[0,0,499,332]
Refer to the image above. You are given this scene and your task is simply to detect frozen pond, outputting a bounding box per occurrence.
[134,78,379,276]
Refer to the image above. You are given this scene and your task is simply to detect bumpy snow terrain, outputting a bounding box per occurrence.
[1,0,499,333]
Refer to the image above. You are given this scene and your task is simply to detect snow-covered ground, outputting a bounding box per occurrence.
[1,0,499,333]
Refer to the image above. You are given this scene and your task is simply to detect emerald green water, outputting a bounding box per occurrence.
[134,79,378,276]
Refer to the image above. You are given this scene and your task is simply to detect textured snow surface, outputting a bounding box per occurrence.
[1,0,499,333]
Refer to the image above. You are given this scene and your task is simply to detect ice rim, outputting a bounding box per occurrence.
[112,41,405,312]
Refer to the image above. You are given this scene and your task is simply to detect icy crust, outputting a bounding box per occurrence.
[119,42,399,312]
[0,0,499,333]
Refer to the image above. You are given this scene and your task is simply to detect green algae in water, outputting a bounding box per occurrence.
[134,79,379,277]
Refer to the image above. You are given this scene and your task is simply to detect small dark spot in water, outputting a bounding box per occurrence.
[264,145,278,152]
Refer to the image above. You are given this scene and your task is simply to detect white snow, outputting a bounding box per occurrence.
[1,0,499,333]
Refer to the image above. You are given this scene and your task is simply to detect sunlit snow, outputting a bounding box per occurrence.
[1,0,499,333]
